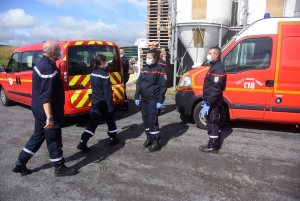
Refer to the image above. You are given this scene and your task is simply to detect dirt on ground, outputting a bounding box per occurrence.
[0,88,299,201]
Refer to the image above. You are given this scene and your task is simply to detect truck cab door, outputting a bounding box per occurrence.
[223,37,274,120]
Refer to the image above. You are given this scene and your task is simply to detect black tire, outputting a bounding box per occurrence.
[0,87,12,106]
[193,101,226,129]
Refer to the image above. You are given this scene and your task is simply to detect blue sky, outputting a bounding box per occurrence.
[0,0,147,46]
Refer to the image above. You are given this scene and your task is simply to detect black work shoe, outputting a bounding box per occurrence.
[76,142,91,152]
[54,165,78,177]
[109,137,120,146]
[199,146,219,154]
[143,136,153,148]
[148,140,161,152]
[12,160,32,176]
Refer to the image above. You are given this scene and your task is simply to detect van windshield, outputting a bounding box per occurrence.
[67,46,120,76]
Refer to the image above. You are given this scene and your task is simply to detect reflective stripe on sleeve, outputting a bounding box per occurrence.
[209,135,219,139]
[145,128,149,131]
[34,66,58,78]
[23,148,35,155]
[50,156,63,162]
[91,73,109,79]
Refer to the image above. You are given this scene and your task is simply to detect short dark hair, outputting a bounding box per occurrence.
[210,46,222,58]
[93,54,106,69]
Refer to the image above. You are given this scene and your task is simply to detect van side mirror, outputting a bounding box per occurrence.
[0,66,4,72]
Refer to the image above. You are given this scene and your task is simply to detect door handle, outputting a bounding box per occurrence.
[265,80,274,87]
[15,76,19,85]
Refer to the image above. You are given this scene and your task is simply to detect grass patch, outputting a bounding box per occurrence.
[166,87,176,95]
[0,46,18,66]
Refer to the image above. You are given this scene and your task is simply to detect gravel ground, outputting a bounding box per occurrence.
[0,87,299,201]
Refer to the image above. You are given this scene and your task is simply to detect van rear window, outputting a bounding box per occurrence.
[67,46,120,75]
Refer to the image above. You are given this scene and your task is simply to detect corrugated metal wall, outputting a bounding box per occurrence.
[121,46,138,60]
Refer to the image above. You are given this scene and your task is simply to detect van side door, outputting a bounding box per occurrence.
[4,52,22,102]
[264,22,300,124]
[18,51,35,105]
[223,37,274,120]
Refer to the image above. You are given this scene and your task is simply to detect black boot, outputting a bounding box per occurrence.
[143,135,153,148]
[76,141,91,152]
[148,139,161,152]
[54,164,78,177]
[110,137,120,146]
[12,159,32,176]
[107,132,120,146]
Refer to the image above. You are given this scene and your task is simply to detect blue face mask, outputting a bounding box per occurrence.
[207,54,214,63]
[57,50,62,60]
[146,58,153,65]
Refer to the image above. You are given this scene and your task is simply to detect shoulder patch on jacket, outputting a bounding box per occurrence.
[214,77,219,82]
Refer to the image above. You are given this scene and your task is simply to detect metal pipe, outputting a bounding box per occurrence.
[243,0,248,28]
[218,23,223,47]
[170,0,175,64]
[172,0,178,90]
[177,22,229,28]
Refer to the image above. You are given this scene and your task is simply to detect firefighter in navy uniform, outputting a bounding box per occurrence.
[119,49,129,111]
[77,54,119,152]
[200,46,227,154]
[12,41,77,176]
[134,49,167,152]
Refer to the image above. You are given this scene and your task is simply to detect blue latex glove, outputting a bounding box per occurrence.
[156,102,163,109]
[200,102,210,116]
[135,100,140,106]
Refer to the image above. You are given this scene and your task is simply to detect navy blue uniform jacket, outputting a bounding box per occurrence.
[134,63,167,104]
[203,59,227,106]
[90,67,114,112]
[32,56,65,121]
[121,56,129,78]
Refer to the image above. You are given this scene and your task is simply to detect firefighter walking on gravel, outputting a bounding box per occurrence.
[200,46,227,154]
[76,54,120,152]
[12,41,77,177]
[134,49,167,152]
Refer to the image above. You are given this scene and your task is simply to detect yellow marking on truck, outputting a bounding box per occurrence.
[107,42,113,46]
[96,41,103,45]
[71,90,81,104]
[88,41,95,45]
[75,41,83,45]
[69,75,81,86]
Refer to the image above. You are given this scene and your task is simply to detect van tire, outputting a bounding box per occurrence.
[193,102,226,130]
[1,87,12,106]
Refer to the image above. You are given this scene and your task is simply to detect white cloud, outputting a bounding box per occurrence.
[38,0,66,6]
[0,9,38,28]
[0,10,145,46]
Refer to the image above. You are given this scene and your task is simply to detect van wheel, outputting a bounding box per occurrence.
[1,87,12,106]
[193,102,226,130]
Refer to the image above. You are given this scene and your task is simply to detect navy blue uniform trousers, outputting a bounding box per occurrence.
[140,99,160,139]
[206,102,221,148]
[19,119,64,167]
[81,104,117,142]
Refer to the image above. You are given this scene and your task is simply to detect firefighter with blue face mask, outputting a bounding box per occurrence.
[200,46,227,154]
[12,41,77,177]
[134,49,167,152]
[76,54,119,152]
